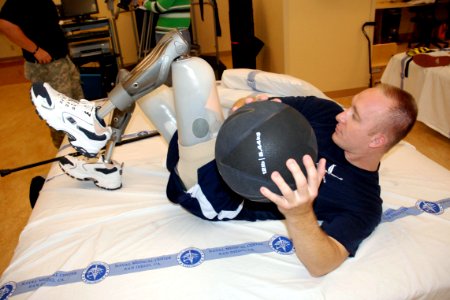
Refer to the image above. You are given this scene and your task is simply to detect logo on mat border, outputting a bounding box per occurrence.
[269,235,295,255]
[0,282,16,300]
[416,200,443,215]
[177,248,205,268]
[82,261,110,284]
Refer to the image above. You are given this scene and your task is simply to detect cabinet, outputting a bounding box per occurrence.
[61,18,119,100]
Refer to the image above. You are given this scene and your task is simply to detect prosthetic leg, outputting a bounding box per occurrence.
[43,29,223,190]
[55,30,189,189]
[113,38,224,188]
[107,41,224,190]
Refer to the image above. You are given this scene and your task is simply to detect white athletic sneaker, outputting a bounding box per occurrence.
[59,155,123,190]
[30,82,112,157]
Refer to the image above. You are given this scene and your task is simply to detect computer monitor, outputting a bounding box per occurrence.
[60,0,99,22]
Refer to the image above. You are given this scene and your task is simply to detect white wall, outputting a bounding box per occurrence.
[253,0,285,73]
[254,0,375,92]
[191,0,231,54]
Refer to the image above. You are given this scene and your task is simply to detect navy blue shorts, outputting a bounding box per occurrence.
[165,133,283,221]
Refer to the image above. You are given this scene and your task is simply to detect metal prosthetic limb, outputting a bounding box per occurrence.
[55,31,193,189]
[97,30,190,119]
[103,103,135,164]
[60,30,222,190]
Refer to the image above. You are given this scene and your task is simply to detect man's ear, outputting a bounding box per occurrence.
[369,133,387,148]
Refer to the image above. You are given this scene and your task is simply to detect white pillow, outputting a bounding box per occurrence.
[221,68,330,100]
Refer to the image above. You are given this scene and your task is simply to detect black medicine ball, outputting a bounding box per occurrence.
[215,101,318,202]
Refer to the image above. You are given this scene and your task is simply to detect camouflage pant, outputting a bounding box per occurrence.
[25,56,84,148]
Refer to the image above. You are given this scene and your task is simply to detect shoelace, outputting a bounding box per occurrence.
[57,94,93,113]
[59,96,77,109]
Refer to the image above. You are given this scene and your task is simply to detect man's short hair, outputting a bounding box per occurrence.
[376,84,418,150]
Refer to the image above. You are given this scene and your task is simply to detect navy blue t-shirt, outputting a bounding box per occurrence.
[166,96,382,256]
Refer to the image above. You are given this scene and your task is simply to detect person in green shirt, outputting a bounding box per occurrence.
[138,0,191,44]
